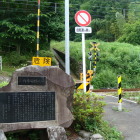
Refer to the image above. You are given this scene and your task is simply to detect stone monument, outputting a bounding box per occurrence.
[0,65,75,135]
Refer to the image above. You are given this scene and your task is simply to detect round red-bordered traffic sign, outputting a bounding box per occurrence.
[75,10,91,27]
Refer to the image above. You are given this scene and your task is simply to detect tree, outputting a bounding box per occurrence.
[40,13,64,50]
[0,18,36,54]
[118,21,140,45]
[0,0,64,54]
[127,2,140,23]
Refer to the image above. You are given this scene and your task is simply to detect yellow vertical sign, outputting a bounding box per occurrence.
[32,57,51,66]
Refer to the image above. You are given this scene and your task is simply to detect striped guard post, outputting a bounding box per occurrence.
[93,44,97,73]
[76,70,93,93]
[36,0,40,57]
[118,75,122,103]
[80,73,83,81]
[86,70,93,82]
[76,82,90,93]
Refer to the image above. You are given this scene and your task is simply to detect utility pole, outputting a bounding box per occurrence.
[65,0,70,75]
[36,0,40,57]
[123,9,126,19]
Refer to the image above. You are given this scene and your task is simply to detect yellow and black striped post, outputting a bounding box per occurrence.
[76,70,93,93]
[118,75,122,111]
[93,42,97,74]
[37,0,40,57]
[90,42,100,75]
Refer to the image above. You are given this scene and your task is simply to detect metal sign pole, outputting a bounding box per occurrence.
[74,10,92,92]
[82,33,86,93]
[90,58,92,70]
[65,0,70,75]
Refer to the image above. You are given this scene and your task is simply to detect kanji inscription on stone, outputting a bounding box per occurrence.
[18,77,46,85]
[0,92,55,123]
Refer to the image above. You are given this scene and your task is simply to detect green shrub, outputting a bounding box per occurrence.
[92,69,117,89]
[72,92,106,132]
[6,51,27,66]
[39,50,54,57]
[96,121,124,140]
[39,50,57,66]
[74,34,82,42]
[72,92,123,140]
[6,129,42,140]
[118,21,140,45]
[0,81,8,88]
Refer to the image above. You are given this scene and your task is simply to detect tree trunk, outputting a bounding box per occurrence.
[48,34,51,50]
[17,45,20,55]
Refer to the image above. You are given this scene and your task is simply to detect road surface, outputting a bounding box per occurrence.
[102,94,140,140]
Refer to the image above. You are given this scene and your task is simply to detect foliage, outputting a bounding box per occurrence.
[0,66,19,76]
[0,18,36,54]
[39,50,57,65]
[5,51,27,66]
[96,121,124,140]
[39,50,54,57]
[38,13,64,49]
[72,92,123,140]
[127,2,140,23]
[69,4,80,41]
[90,19,115,41]
[80,0,128,20]
[6,129,44,140]
[118,21,140,45]
[72,92,106,131]
[53,40,140,89]
[0,81,8,88]
[92,69,117,89]
[0,1,64,55]
[115,12,126,36]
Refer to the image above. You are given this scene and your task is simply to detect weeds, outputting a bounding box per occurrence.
[72,92,123,140]
[0,81,8,88]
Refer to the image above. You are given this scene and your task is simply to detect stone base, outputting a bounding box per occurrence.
[0,130,7,140]
[47,126,67,140]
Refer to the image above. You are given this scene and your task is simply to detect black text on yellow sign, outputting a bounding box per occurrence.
[32,57,51,66]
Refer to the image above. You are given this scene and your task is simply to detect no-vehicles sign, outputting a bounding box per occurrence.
[75,10,91,27]
[74,10,92,92]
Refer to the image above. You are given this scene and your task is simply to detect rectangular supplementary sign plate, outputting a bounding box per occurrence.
[18,76,46,85]
[32,57,51,66]
[0,92,55,123]
[75,27,92,33]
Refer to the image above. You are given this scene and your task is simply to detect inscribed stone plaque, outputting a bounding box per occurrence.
[0,66,75,132]
[18,77,46,85]
[0,92,55,123]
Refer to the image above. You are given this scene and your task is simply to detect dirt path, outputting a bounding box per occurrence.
[102,94,140,140]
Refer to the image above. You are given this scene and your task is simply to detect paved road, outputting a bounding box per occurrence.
[102,94,140,140]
